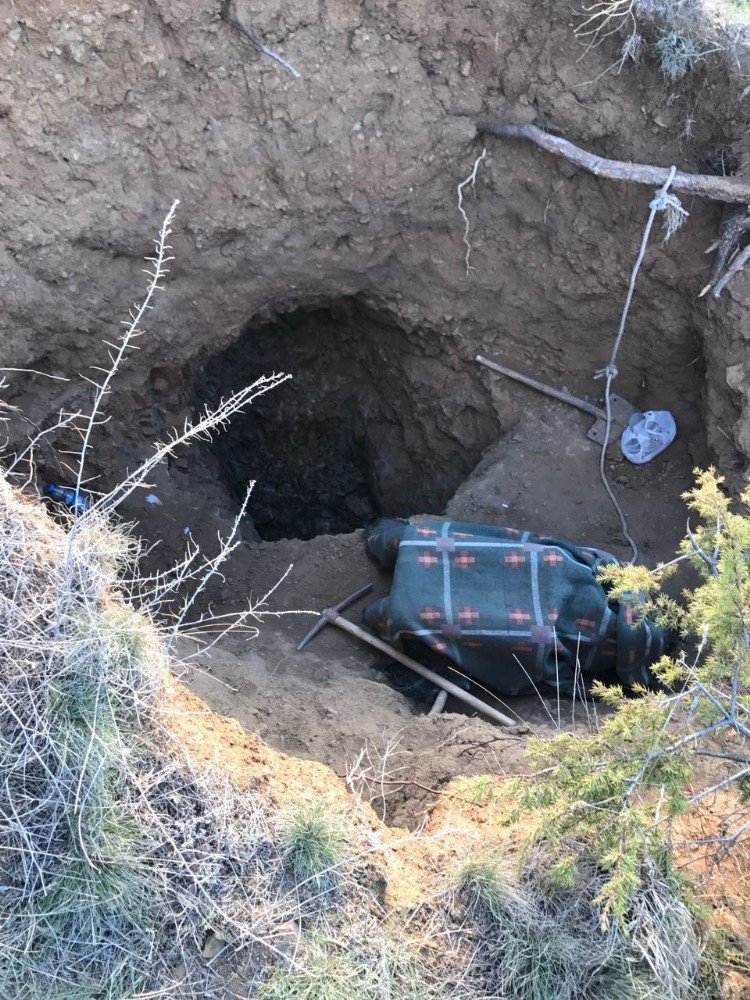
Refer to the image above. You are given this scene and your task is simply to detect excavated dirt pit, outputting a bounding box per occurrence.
[1,0,736,828]
[4,243,720,829]
[6,229,716,828]
[150,293,712,827]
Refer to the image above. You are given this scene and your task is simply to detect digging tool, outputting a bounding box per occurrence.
[297,584,519,729]
[476,354,637,445]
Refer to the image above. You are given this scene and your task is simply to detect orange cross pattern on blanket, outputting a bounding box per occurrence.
[420,606,442,623]
[458,607,480,623]
[576,617,598,631]
[362,517,670,700]
[509,609,531,625]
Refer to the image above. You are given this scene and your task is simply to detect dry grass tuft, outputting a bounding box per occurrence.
[449,849,702,1000]
[0,478,296,997]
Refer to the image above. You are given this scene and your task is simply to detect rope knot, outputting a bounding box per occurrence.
[594,364,619,381]
[650,166,689,242]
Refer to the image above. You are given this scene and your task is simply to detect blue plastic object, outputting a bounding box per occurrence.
[620,410,676,465]
[47,484,93,513]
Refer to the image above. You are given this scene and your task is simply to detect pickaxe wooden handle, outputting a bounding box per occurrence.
[298,585,519,729]
[476,354,604,418]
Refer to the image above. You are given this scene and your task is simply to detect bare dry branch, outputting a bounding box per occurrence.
[478,122,750,203]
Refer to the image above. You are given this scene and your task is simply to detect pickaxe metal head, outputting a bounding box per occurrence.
[296,582,374,651]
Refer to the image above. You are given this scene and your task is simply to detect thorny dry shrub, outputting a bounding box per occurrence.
[0,468,459,999]
[0,202,447,998]
[0,478,293,997]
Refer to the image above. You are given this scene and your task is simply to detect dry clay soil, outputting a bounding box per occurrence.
[4,0,750,950]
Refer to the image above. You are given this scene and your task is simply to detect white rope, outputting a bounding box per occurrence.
[594,165,685,565]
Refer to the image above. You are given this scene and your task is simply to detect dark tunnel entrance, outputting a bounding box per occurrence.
[195,298,500,540]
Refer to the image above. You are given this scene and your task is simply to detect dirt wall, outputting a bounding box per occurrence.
[2,0,750,486]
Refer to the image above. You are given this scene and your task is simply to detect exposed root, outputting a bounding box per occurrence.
[700,206,750,298]
[457,147,487,276]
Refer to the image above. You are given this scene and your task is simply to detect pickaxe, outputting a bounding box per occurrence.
[297,583,518,728]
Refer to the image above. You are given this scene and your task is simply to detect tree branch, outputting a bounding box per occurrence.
[478,122,750,204]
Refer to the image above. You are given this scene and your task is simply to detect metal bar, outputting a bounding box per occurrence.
[476,354,604,419]
[334,582,374,614]
[297,615,330,651]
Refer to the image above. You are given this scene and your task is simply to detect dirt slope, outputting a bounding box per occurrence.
[169,676,750,995]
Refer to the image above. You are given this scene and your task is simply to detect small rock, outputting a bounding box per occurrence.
[201,931,227,961]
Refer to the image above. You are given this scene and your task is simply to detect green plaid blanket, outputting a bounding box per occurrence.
[363,518,668,697]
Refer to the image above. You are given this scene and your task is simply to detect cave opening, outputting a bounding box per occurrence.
[195,298,499,541]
